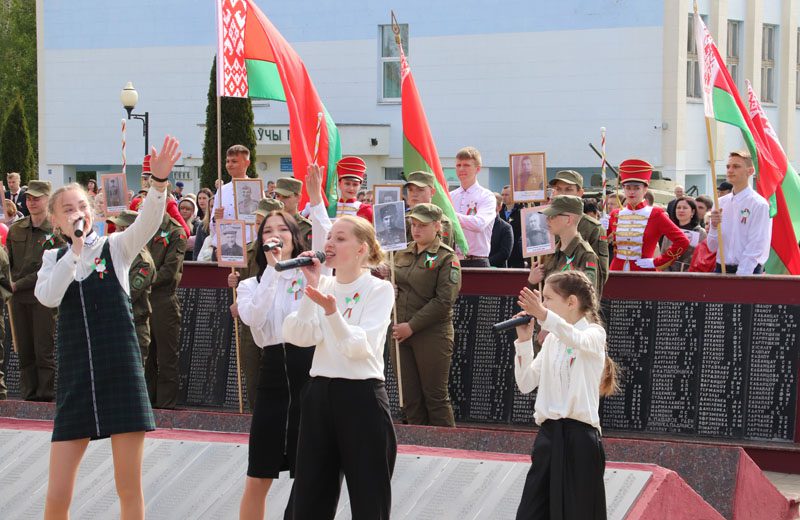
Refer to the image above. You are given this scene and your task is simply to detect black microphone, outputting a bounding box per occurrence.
[73,218,85,238]
[262,239,284,253]
[492,315,533,333]
[274,251,326,272]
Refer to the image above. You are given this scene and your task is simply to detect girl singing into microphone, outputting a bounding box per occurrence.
[282,208,396,519]
[34,136,181,520]
[513,270,618,520]
[236,210,315,520]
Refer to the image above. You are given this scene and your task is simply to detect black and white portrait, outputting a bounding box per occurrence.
[101,173,128,216]
[521,206,556,257]
[374,185,403,205]
[374,200,407,252]
[233,178,264,223]
[216,220,248,267]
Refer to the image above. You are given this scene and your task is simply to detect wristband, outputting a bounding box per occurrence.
[150,174,169,183]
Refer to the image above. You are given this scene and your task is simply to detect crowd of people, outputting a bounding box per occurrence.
[0,134,775,519]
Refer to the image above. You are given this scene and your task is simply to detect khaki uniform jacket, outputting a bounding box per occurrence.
[147,215,187,293]
[405,213,455,250]
[8,217,64,303]
[577,214,609,295]
[543,235,601,296]
[130,248,156,322]
[295,213,313,247]
[393,237,461,339]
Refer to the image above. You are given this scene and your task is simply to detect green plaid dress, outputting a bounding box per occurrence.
[52,242,155,441]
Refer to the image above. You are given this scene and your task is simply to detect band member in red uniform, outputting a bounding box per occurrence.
[335,156,373,222]
[607,159,689,271]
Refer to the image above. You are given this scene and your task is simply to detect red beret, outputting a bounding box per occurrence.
[337,156,366,181]
[142,154,152,176]
[619,159,653,186]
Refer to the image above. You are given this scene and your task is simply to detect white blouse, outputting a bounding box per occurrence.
[237,266,307,347]
[35,188,166,308]
[514,311,606,431]
[282,271,394,380]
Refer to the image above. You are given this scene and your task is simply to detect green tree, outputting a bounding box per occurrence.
[201,57,257,189]
[0,94,36,185]
[0,0,38,165]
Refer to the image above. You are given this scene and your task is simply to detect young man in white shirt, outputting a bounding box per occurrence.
[449,146,496,267]
[708,150,771,275]
[213,144,254,243]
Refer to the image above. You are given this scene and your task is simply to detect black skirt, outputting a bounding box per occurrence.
[247,343,314,478]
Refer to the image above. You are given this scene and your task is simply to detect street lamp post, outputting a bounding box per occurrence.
[120,81,150,156]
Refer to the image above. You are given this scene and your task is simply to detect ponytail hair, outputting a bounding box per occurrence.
[337,215,385,267]
[544,270,620,396]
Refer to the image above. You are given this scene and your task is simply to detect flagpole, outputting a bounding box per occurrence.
[390,251,404,410]
[704,117,727,273]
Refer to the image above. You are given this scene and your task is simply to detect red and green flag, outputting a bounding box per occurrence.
[745,81,800,275]
[396,26,468,254]
[216,0,340,214]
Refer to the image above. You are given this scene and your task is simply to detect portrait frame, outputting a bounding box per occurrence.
[100,173,129,216]
[374,200,408,252]
[373,184,403,205]
[233,178,264,224]
[215,219,248,268]
[509,152,547,204]
[521,206,556,258]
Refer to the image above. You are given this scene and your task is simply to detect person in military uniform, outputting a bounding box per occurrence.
[376,203,406,248]
[404,170,455,249]
[145,211,187,408]
[0,247,12,400]
[548,170,609,295]
[220,226,244,258]
[392,203,461,426]
[108,210,156,366]
[273,177,313,244]
[528,196,600,295]
[228,197,285,411]
[7,180,64,401]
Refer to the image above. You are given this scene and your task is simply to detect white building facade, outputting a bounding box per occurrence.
[35,0,800,197]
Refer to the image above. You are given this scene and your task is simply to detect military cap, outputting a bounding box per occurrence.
[542,195,584,217]
[255,197,285,217]
[407,203,443,223]
[274,177,303,196]
[404,171,436,189]
[549,170,584,188]
[106,209,139,229]
[26,180,52,198]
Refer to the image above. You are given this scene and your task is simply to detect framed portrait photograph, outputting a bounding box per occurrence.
[374,200,408,252]
[509,152,547,204]
[233,178,264,224]
[100,173,128,216]
[215,219,248,268]
[373,184,403,205]
[521,206,556,257]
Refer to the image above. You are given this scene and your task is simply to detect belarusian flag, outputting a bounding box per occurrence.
[397,30,468,254]
[745,81,800,275]
[694,12,782,205]
[216,0,340,214]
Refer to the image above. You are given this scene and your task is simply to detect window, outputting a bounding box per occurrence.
[762,24,778,103]
[687,14,706,99]
[727,20,742,92]
[383,167,404,182]
[379,24,408,103]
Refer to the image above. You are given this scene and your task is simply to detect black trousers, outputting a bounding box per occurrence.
[291,377,397,520]
[516,418,606,520]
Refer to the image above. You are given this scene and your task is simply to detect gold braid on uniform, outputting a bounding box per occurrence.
[656,246,686,271]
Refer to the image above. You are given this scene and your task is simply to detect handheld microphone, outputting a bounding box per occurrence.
[262,239,284,253]
[492,314,533,333]
[274,251,326,272]
[73,218,85,238]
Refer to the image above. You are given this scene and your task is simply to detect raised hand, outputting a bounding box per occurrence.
[305,164,324,206]
[305,285,337,315]
[149,135,182,183]
[518,287,547,322]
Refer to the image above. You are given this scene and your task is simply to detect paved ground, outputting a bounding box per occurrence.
[765,472,800,502]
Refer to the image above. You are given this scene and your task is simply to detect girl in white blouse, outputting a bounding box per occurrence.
[236,210,316,520]
[282,215,396,520]
[513,270,618,520]
[34,136,181,520]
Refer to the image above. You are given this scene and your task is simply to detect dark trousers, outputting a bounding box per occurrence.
[145,291,181,408]
[516,419,606,520]
[461,257,490,268]
[11,298,56,401]
[715,263,763,274]
[239,321,263,412]
[392,330,455,426]
[291,377,397,520]
[134,316,151,367]
[0,307,5,399]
